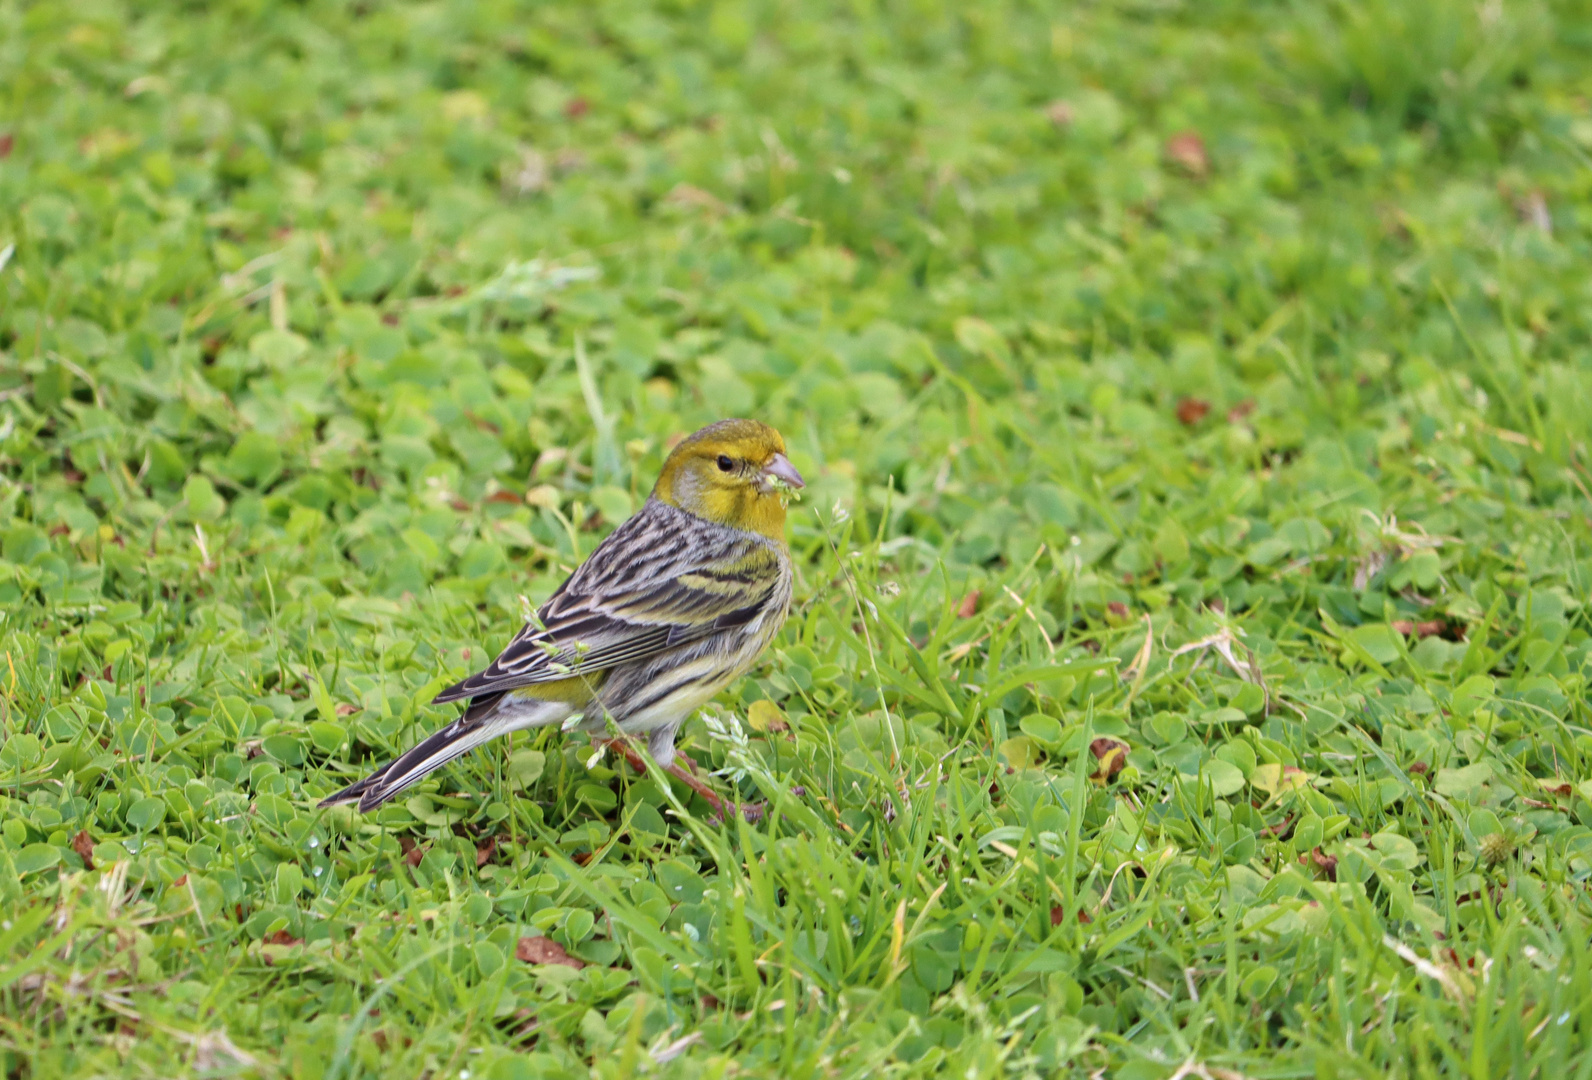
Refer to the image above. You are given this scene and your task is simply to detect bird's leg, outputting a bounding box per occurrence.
[667,754,766,824]
[593,735,652,776]
[663,757,727,810]
[591,736,762,823]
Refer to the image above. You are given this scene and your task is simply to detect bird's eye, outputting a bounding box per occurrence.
[716,454,735,473]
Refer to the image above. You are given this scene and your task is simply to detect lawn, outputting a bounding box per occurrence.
[4,0,1592,1076]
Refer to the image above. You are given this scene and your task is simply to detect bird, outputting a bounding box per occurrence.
[319,418,804,814]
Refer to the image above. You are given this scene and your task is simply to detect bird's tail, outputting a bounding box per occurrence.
[318,693,565,812]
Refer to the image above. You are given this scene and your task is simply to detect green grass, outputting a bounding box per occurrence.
[4,0,1592,1076]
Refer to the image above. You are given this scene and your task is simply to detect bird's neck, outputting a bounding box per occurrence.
[654,483,788,542]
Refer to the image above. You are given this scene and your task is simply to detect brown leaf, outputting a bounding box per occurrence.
[1088,737,1130,783]
[475,836,499,868]
[1226,400,1256,423]
[1165,131,1208,177]
[1391,617,1449,640]
[1050,904,1092,926]
[516,936,585,969]
[505,1007,539,1041]
[663,183,730,217]
[71,830,95,870]
[956,590,980,618]
[1175,398,1211,426]
[262,930,303,947]
[1311,847,1337,881]
[399,837,425,868]
[1517,190,1551,234]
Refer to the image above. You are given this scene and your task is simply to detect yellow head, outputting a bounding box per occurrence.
[652,419,805,540]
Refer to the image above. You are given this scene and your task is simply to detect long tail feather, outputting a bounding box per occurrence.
[318,693,562,812]
[317,771,384,809]
[358,721,502,811]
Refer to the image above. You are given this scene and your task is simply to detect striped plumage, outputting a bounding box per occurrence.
[320,419,802,812]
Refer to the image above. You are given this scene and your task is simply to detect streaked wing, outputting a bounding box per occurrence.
[433,501,784,704]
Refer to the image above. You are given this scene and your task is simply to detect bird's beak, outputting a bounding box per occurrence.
[762,452,805,491]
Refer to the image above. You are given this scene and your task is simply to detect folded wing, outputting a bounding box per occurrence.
[433,501,784,705]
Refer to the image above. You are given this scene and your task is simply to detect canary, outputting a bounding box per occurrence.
[320,419,803,812]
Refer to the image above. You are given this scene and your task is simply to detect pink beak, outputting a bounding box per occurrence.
[763,452,805,489]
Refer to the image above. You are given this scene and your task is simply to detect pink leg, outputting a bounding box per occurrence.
[594,737,764,823]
